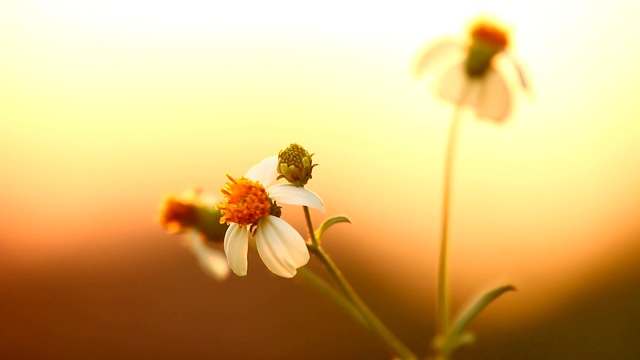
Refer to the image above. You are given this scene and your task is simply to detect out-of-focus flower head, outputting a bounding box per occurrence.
[217,155,323,278]
[157,189,200,235]
[414,18,530,122]
[157,189,231,280]
[157,188,228,241]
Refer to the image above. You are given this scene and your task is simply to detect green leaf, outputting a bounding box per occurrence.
[315,215,351,242]
[450,284,516,342]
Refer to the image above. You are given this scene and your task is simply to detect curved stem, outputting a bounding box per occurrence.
[437,104,463,336]
[303,206,417,360]
[436,85,470,359]
[297,267,369,329]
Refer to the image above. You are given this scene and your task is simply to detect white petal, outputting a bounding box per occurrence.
[223,223,249,276]
[255,227,296,277]
[268,184,324,211]
[435,61,475,105]
[245,156,278,187]
[189,232,230,281]
[255,216,310,278]
[475,68,512,122]
[414,38,465,77]
[264,216,310,267]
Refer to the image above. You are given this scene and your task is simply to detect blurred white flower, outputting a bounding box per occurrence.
[217,156,323,278]
[187,231,231,281]
[415,19,529,122]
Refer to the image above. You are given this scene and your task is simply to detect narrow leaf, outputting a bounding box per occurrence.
[450,284,516,340]
[315,215,351,242]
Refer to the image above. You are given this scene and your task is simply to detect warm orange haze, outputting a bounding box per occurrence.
[1,1,640,359]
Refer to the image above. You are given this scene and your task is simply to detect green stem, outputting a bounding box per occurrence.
[303,206,417,360]
[437,104,463,336]
[436,86,470,359]
[303,206,318,246]
[297,267,369,329]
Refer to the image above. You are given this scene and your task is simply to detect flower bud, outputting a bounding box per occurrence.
[277,143,317,187]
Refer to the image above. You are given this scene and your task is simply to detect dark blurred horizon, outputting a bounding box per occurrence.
[1,229,639,359]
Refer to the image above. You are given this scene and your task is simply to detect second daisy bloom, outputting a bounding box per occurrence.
[415,19,529,122]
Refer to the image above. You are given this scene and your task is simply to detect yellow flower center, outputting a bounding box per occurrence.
[217,175,272,227]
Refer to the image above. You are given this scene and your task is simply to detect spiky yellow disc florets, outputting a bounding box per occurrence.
[277,143,317,187]
[217,175,275,227]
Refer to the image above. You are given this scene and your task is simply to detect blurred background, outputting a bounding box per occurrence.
[1,0,640,359]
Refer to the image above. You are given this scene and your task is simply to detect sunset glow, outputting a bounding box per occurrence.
[2,0,640,358]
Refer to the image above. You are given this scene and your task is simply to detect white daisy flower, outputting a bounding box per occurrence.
[217,156,323,278]
[415,19,529,122]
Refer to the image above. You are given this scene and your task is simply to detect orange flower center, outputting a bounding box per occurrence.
[470,22,509,48]
[217,175,271,227]
[158,197,198,233]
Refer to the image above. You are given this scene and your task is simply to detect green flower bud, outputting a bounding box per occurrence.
[277,143,317,187]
